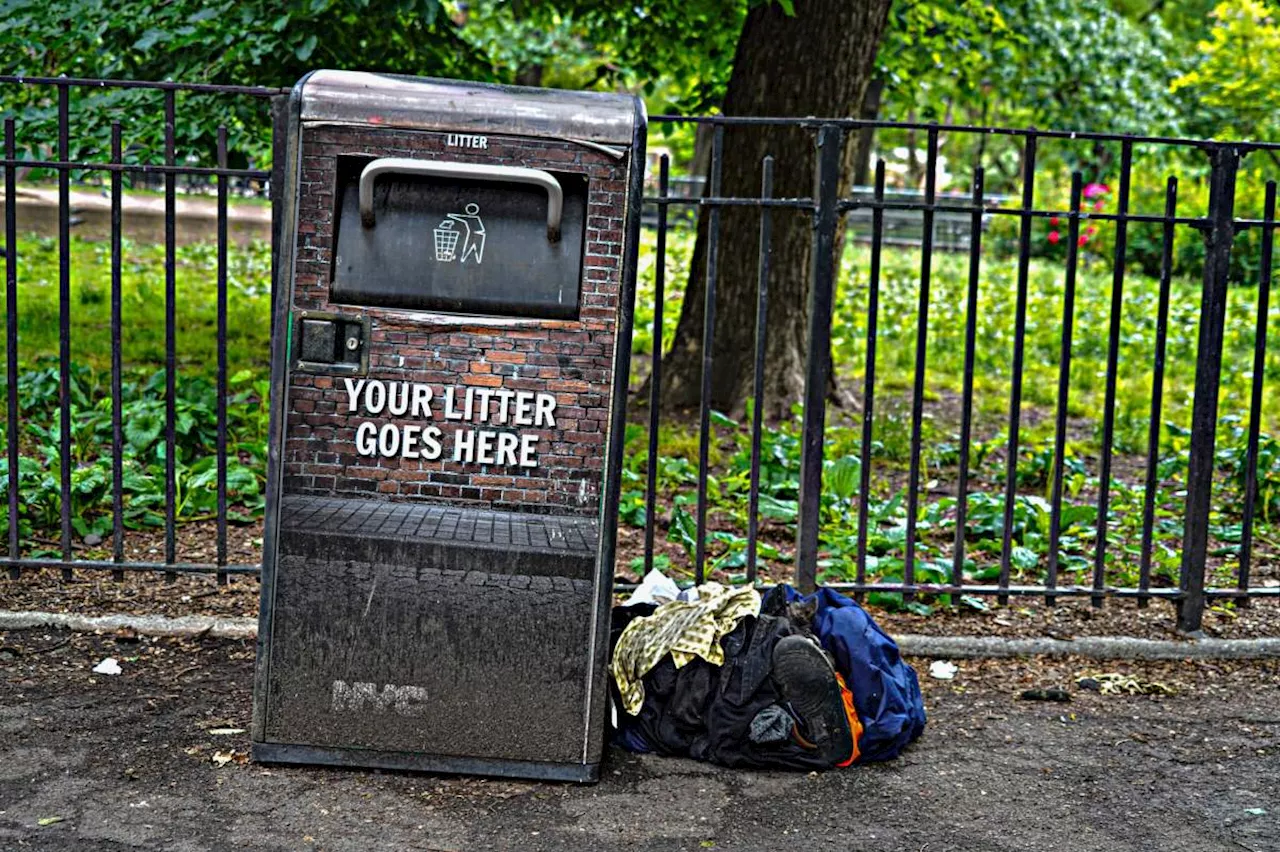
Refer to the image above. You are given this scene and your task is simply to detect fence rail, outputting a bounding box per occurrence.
[2,77,1277,635]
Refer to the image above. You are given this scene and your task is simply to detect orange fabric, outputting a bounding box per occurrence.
[835,672,863,767]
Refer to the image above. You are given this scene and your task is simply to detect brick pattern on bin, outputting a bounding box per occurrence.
[282,125,628,515]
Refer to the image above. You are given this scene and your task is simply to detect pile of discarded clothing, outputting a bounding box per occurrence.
[609,573,926,770]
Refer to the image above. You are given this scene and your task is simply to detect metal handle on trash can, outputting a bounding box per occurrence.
[359,158,564,242]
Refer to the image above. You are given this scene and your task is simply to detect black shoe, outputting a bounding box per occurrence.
[770,635,853,766]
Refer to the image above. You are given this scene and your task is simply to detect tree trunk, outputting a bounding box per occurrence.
[654,0,893,419]
[853,78,885,188]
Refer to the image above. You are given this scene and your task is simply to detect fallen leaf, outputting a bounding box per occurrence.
[1246,808,1267,816]
[38,817,64,827]
[211,749,250,767]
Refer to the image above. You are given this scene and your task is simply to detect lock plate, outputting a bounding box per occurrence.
[293,312,368,375]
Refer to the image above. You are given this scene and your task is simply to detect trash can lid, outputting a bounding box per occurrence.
[297,70,644,145]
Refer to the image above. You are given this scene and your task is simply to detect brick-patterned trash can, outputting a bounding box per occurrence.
[251,71,646,782]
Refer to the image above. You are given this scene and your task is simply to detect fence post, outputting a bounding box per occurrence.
[1178,144,1239,634]
[269,94,288,355]
[795,124,842,594]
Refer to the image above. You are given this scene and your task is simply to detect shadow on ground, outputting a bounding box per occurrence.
[1,630,1277,851]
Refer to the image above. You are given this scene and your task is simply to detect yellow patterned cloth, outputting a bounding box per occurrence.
[611,583,761,716]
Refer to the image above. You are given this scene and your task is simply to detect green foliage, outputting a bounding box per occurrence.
[1171,0,1280,140]
[0,224,1274,605]
[985,0,1182,138]
[0,0,490,165]
[552,0,749,115]
[0,231,272,543]
[876,0,1018,122]
[0,361,268,542]
[623,229,1277,600]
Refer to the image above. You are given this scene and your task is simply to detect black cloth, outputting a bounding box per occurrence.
[609,605,838,771]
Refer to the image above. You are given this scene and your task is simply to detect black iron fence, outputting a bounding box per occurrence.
[2,77,1277,635]
[1,76,285,584]
[638,117,1277,633]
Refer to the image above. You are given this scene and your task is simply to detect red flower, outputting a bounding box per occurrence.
[1050,216,1060,226]
[1094,200,1105,212]
[1086,225,1098,236]
[1078,235,1089,247]
[1048,231,1061,244]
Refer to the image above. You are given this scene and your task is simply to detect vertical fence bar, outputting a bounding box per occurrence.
[856,161,886,595]
[952,167,984,596]
[5,119,18,579]
[694,125,724,584]
[1093,139,1134,607]
[164,89,177,581]
[1046,174,1084,605]
[795,124,843,594]
[216,126,229,585]
[270,96,288,358]
[57,83,72,581]
[903,126,939,600]
[746,156,774,584]
[1179,144,1239,634]
[998,132,1037,605]
[1138,177,1178,608]
[110,123,124,580]
[1237,180,1275,604]
[643,156,669,573]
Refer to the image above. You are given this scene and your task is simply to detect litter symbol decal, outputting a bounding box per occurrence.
[433,203,486,265]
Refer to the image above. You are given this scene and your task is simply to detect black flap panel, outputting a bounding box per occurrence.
[331,166,587,319]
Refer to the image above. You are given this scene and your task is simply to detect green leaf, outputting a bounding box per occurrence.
[757,494,798,522]
[826,455,860,502]
[666,501,698,558]
[709,410,737,429]
[969,563,1001,582]
[295,33,318,61]
[1011,546,1040,571]
[132,29,166,51]
[124,408,163,452]
[867,591,904,611]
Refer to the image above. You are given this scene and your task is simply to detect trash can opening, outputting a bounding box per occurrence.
[330,154,588,319]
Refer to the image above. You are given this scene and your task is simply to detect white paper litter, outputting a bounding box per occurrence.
[929,660,958,680]
[92,657,122,676]
[623,569,682,607]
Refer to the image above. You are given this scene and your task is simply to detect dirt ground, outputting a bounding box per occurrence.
[2,628,1277,852]
[5,563,1279,642]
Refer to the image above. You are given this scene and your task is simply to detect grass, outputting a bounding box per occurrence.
[2,227,1277,606]
[5,235,272,374]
